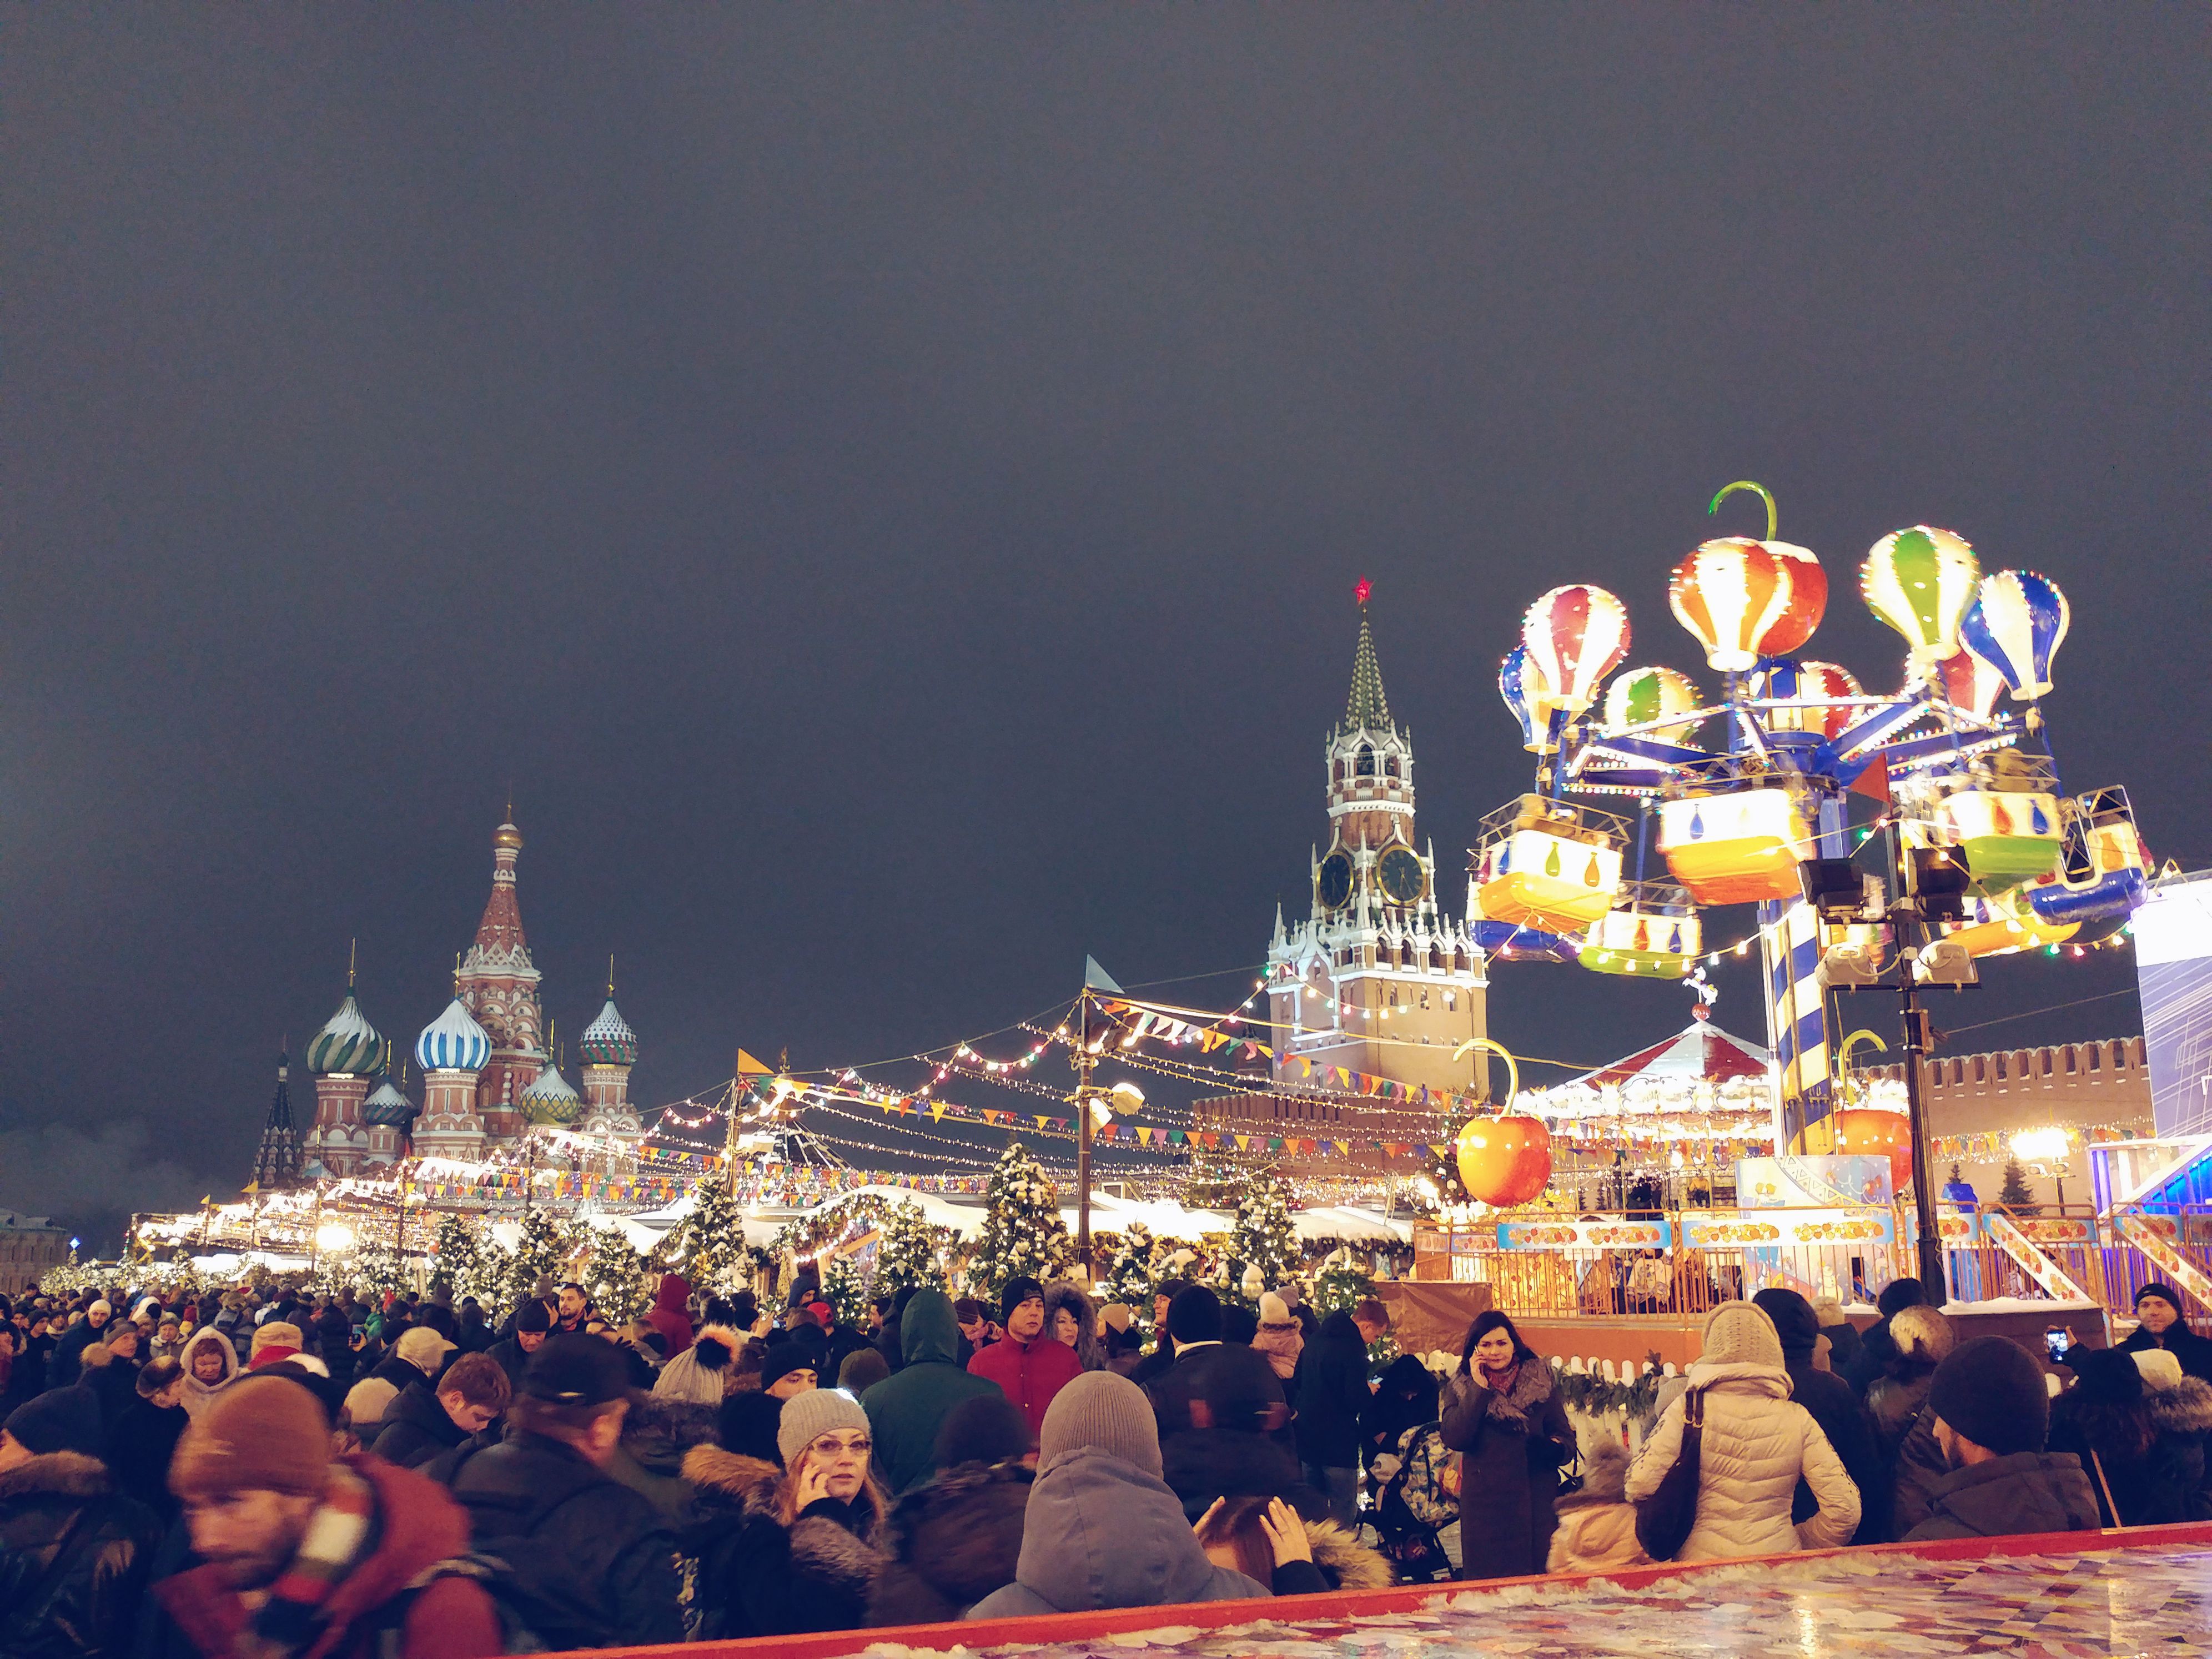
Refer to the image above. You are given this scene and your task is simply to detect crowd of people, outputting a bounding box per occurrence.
[2,1266,2206,1657]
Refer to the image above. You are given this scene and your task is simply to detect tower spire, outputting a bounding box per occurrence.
[1340,579,1397,737]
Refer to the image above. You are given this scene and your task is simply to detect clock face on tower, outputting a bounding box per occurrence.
[1316,851,1355,910]
[1378,846,1427,906]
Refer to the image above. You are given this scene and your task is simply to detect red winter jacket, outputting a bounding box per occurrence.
[968,1333,1083,1439]
[150,1453,500,1659]
[645,1274,695,1358]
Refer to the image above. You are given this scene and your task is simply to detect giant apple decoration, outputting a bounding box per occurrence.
[1456,1112,1553,1208]
[1827,1108,1914,1195]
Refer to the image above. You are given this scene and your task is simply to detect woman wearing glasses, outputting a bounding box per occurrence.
[685,1390,888,1638]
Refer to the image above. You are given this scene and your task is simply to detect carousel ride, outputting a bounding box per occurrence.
[1451,482,2149,1211]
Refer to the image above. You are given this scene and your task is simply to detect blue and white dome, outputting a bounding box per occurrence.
[307,992,383,1077]
[521,1061,583,1124]
[415,997,491,1073]
[360,1078,417,1127]
[578,998,639,1067]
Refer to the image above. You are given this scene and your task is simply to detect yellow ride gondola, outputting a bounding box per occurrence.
[1472,795,1628,932]
[1658,786,1815,905]
[1579,881,1701,978]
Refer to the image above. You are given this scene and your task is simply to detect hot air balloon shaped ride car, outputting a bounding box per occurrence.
[1579,881,1702,979]
[1658,788,1816,905]
[1472,795,1629,931]
[2023,787,2149,926]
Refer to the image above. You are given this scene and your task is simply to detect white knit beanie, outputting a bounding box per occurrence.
[1039,1370,1163,1479]
[1258,1292,1291,1325]
[776,1386,871,1465]
[1700,1301,1784,1370]
[2133,1349,2185,1392]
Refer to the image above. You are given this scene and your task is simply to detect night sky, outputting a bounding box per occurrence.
[6,10,2206,1248]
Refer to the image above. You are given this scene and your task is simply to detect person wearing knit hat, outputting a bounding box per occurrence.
[2119,1283,2212,1381]
[967,1274,1082,1441]
[1,1385,164,1659]
[144,1375,503,1659]
[966,1372,1268,1617]
[681,1386,888,1640]
[1625,1301,1860,1561]
[2048,1345,2188,1526]
[866,1392,1036,1626]
[1904,1335,2100,1541]
[485,1296,554,1392]
[761,1338,820,1400]
[447,1336,683,1652]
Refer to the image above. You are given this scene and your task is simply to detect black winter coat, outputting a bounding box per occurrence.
[1360,1354,1440,1473]
[1781,1359,1886,1542]
[449,1431,683,1653]
[1291,1312,1373,1470]
[0,1450,162,1659]
[484,1335,536,1391]
[103,1399,187,1522]
[1146,1341,1306,1521]
[1439,1363,1573,1581]
[865,1458,1030,1626]
[367,1379,469,1471]
[683,1445,884,1640]
[2120,1321,2212,1385]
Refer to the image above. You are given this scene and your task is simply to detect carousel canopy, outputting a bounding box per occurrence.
[1560,1011,1771,1092]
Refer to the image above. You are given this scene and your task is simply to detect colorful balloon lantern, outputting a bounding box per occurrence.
[1932,648,2006,720]
[1862,527,1980,668]
[1498,645,1558,753]
[1455,1112,1552,1208]
[1669,539,1824,672]
[1751,658,1864,738]
[1601,665,1704,740]
[1521,585,1630,718]
[1824,1108,1914,1194]
[1960,569,2070,702]
[1658,788,1815,904]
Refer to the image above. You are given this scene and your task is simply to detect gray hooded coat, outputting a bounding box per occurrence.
[965,1447,1268,1618]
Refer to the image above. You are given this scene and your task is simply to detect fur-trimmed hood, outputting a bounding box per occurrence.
[1042,1281,1103,1371]
[621,1394,722,1475]
[1303,1516,1391,1590]
[2146,1376,2212,1435]
[683,1444,784,1515]
[0,1449,114,1504]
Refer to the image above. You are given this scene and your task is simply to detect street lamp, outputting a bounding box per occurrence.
[315,1221,357,1257]
[2011,1126,2073,1209]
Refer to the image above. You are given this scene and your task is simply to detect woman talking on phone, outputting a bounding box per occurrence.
[1440,1310,1575,1580]
[686,1390,888,1638]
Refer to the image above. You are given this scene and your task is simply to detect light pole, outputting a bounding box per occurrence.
[1071,991,1097,1278]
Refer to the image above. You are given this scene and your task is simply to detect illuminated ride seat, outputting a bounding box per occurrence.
[1471,795,1627,932]
[2022,786,2149,926]
[1948,889,2078,957]
[1580,882,1702,979]
[1658,787,1814,906]
[1470,918,1583,964]
[1899,748,2063,896]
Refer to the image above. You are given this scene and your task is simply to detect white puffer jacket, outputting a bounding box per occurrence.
[1625,1361,1859,1561]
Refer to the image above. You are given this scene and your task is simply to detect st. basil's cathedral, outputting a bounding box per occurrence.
[252,821,644,1184]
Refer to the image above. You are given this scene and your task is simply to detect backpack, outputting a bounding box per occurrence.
[375,1552,549,1657]
[1394,1420,1462,1527]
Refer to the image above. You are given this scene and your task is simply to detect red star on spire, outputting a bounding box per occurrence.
[1354,576,1372,607]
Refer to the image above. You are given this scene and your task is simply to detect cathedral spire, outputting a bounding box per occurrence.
[252,1050,304,1189]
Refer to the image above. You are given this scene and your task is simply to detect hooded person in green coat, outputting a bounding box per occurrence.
[861,1290,1006,1493]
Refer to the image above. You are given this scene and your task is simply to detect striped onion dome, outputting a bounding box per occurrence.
[521,1061,583,1124]
[578,997,638,1067]
[415,997,491,1074]
[306,992,383,1076]
[360,1078,417,1127]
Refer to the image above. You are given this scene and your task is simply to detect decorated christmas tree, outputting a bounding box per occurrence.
[1183,1135,1241,1210]
[821,1251,869,1328]
[871,1198,948,1296]
[427,1213,479,1303]
[461,1236,512,1311]
[667,1178,753,1296]
[969,1140,1069,1300]
[501,1208,571,1310]
[349,1235,413,1303]
[1099,1221,1159,1325]
[581,1224,653,1322]
[1310,1246,1379,1316]
[1210,1164,1301,1306]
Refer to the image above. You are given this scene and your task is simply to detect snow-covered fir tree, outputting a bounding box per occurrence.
[580,1226,651,1321]
[462,1236,512,1312]
[667,1178,752,1296]
[821,1251,869,1328]
[1209,1164,1301,1306]
[427,1214,478,1303]
[1310,1247,1378,1315]
[969,1140,1069,1300]
[1099,1222,1159,1323]
[1183,1137,1241,1210]
[501,1209,571,1308]
[871,1198,948,1296]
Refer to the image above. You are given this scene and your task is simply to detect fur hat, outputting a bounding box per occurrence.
[777,1386,869,1465]
[1810,1294,1847,1326]
[136,1357,184,1400]
[1889,1305,1957,1366]
[248,1322,304,1368]
[1039,1370,1161,1479]
[1698,1301,1784,1371]
[4,1386,104,1457]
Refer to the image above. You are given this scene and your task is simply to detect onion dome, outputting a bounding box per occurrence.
[492,821,524,853]
[360,1078,417,1127]
[521,1060,583,1124]
[578,998,639,1067]
[415,997,491,1073]
[307,993,383,1076]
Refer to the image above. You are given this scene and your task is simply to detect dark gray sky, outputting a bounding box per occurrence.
[6,9,2206,1245]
